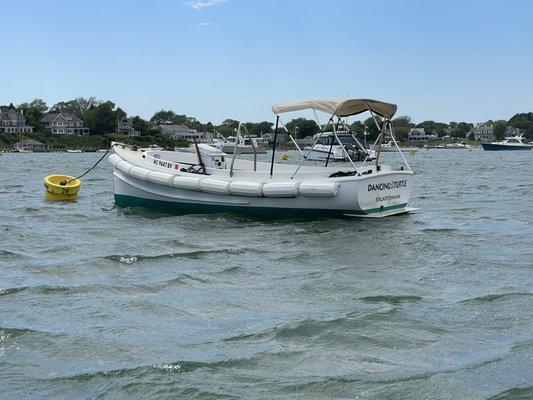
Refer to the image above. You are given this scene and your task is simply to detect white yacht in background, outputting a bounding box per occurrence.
[214,135,266,154]
[304,131,375,161]
[109,98,415,218]
[482,135,532,151]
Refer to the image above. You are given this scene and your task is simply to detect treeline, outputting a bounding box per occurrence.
[0,98,276,138]
[3,97,533,142]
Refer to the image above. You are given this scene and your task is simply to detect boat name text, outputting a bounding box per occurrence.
[368,180,407,192]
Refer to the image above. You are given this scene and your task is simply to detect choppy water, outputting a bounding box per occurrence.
[0,149,532,399]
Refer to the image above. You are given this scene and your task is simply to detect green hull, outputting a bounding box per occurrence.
[114,194,408,218]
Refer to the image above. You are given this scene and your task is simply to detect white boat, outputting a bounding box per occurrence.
[304,131,376,162]
[214,135,266,154]
[109,98,415,218]
[482,135,532,151]
[67,149,82,153]
[379,141,418,153]
[436,142,471,149]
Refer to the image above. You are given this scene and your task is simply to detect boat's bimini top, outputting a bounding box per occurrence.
[271,98,397,119]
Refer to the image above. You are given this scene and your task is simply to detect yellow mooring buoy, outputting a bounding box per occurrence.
[44,175,81,201]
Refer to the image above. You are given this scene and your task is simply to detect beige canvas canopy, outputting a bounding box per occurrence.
[272,98,397,119]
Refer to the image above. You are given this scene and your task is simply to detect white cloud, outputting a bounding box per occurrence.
[197,22,213,26]
[184,0,228,11]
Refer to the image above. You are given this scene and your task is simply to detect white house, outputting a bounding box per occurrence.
[41,112,89,135]
[117,117,140,136]
[153,124,202,141]
[0,104,34,133]
[408,128,436,141]
[472,124,493,141]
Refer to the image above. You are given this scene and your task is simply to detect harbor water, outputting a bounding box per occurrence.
[0,149,532,399]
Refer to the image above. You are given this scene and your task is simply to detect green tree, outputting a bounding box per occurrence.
[17,99,49,131]
[131,116,151,135]
[508,112,533,139]
[115,107,127,120]
[492,120,507,140]
[244,121,273,137]
[416,120,448,136]
[363,116,382,141]
[393,115,413,128]
[150,110,176,125]
[285,118,319,138]
[51,97,101,119]
[84,101,120,135]
[450,122,473,138]
[349,121,365,135]
[217,119,240,136]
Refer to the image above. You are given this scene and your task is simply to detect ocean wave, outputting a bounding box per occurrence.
[457,292,532,305]
[105,248,246,264]
[0,250,24,260]
[486,386,533,400]
[0,275,209,298]
[421,228,459,234]
[360,295,423,304]
[0,325,61,340]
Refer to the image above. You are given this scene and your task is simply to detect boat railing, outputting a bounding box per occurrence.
[230,122,258,177]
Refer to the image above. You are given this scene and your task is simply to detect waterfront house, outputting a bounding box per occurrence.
[14,139,49,152]
[472,123,493,141]
[117,117,140,136]
[153,124,202,141]
[0,104,34,133]
[41,112,89,135]
[408,128,436,141]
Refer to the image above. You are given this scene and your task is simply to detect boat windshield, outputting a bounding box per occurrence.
[507,139,519,143]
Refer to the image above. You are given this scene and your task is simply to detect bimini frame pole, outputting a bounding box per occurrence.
[278,116,306,158]
[325,117,341,167]
[270,115,280,177]
[339,119,367,155]
[330,117,358,171]
[388,122,412,171]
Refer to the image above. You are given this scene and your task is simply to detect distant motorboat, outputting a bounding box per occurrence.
[482,135,532,151]
[380,141,419,152]
[214,135,266,154]
[435,142,471,149]
[67,149,83,153]
[304,132,375,162]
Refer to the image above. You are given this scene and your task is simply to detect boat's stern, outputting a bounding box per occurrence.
[345,170,415,217]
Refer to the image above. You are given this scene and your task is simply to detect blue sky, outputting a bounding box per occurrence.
[1,0,532,124]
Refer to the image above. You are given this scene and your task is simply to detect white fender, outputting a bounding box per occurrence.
[147,171,173,186]
[116,159,133,174]
[172,175,202,191]
[229,181,263,197]
[108,153,121,167]
[129,166,150,180]
[263,182,299,198]
[299,182,339,197]
[200,179,231,195]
